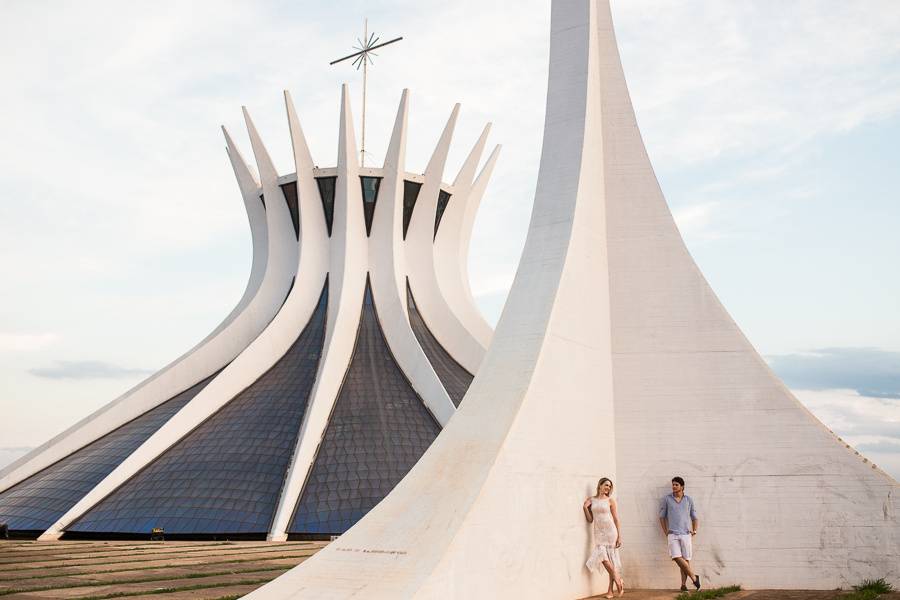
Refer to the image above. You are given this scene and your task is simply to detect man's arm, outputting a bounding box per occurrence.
[690,498,699,535]
[658,498,668,535]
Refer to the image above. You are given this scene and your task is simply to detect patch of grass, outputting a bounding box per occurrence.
[0,565,289,596]
[843,590,879,600]
[676,584,741,600]
[840,578,895,600]
[855,579,894,595]
[71,577,273,600]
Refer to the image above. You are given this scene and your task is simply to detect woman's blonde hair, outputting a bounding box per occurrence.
[596,477,614,496]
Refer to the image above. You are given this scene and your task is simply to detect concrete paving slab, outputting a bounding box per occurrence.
[1,568,292,599]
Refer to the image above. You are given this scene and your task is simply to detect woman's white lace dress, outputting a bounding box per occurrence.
[586,496,622,573]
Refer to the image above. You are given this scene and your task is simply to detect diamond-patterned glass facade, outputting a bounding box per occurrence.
[360,176,382,236]
[0,376,213,534]
[67,283,329,536]
[434,189,452,238]
[402,180,422,239]
[407,281,473,407]
[288,279,441,536]
[315,176,336,236]
[280,181,300,239]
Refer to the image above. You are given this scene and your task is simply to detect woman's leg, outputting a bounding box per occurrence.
[602,558,624,596]
[601,560,616,598]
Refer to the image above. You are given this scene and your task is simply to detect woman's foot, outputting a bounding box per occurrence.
[616,579,625,596]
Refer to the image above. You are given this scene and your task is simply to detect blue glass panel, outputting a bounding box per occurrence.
[315,177,336,236]
[0,376,212,532]
[280,182,300,239]
[67,283,329,536]
[402,180,422,240]
[406,281,473,407]
[288,279,440,536]
[359,176,382,236]
[434,189,451,238]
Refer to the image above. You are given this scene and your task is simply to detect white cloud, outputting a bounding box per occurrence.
[617,0,900,167]
[0,333,59,353]
[794,388,900,480]
[672,202,721,241]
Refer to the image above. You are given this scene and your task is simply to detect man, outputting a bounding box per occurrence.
[659,476,701,591]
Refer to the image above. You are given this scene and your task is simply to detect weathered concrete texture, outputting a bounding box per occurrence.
[0,540,326,600]
[596,0,900,585]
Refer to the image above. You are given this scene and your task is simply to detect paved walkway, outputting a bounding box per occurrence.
[3,542,895,599]
[0,539,327,599]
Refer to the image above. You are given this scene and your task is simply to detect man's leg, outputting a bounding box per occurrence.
[667,534,687,589]
[673,535,699,589]
[673,557,693,583]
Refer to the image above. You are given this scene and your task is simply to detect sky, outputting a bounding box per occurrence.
[0,0,898,478]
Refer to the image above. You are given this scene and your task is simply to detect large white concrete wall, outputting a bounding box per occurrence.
[248,0,898,596]
[592,0,900,588]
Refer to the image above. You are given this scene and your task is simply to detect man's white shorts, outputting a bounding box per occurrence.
[667,533,692,560]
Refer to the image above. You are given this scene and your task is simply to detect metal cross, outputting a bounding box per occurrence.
[330,19,403,167]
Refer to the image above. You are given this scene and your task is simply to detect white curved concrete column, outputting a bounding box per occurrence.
[405,106,486,373]
[0,115,291,497]
[263,90,335,541]
[37,109,302,540]
[433,127,500,350]
[265,84,368,541]
[201,129,268,342]
[369,89,455,426]
[245,0,617,596]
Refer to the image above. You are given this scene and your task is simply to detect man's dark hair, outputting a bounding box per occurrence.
[672,476,685,487]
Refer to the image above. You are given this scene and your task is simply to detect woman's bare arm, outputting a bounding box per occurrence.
[610,498,622,547]
[583,497,593,522]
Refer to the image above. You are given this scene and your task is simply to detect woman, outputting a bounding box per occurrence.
[583,477,625,598]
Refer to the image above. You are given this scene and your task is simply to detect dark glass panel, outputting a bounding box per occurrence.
[259,194,266,209]
[288,279,440,536]
[402,180,422,240]
[67,283,329,536]
[0,376,213,533]
[359,176,382,237]
[279,182,300,239]
[434,190,452,239]
[315,177,336,236]
[406,280,473,407]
